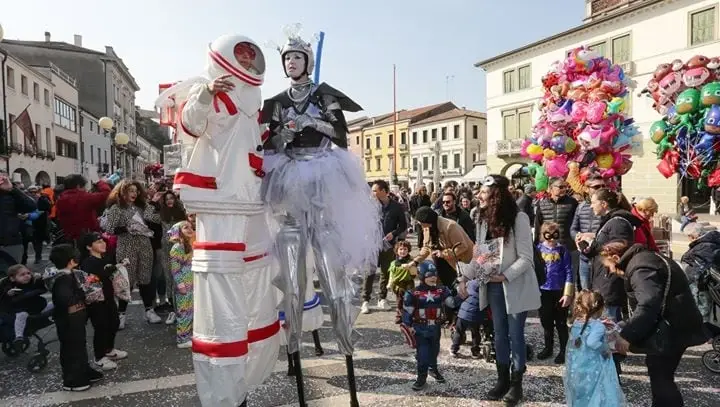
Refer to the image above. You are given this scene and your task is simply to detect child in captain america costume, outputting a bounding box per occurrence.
[402,261,453,391]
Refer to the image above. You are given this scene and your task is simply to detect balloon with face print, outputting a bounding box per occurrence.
[701,82,720,106]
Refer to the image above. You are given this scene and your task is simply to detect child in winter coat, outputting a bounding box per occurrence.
[386,240,417,323]
[450,279,483,358]
[45,244,103,391]
[564,290,626,406]
[402,261,453,391]
[0,264,52,352]
[168,221,195,348]
[536,221,574,364]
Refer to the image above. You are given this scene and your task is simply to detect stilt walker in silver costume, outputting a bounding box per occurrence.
[261,25,383,407]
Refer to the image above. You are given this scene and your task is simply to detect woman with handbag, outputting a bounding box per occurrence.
[599,240,707,407]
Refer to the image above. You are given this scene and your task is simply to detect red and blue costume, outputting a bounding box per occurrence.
[402,261,452,390]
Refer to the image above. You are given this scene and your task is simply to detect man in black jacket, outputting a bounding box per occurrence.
[439,192,475,242]
[362,180,407,314]
[0,171,37,276]
[534,178,579,281]
[516,185,536,225]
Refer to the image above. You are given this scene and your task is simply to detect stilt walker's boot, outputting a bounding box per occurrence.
[487,363,511,400]
[312,330,324,356]
[537,330,554,360]
[287,350,296,376]
[503,367,525,406]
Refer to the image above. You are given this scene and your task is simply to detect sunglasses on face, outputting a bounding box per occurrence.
[442,200,453,205]
[543,230,560,240]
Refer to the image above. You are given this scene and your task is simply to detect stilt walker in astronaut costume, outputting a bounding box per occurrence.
[157,35,281,407]
[261,25,383,407]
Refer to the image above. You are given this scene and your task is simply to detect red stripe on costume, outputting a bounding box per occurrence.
[247,319,280,343]
[192,242,247,251]
[179,101,200,138]
[244,252,268,262]
[213,92,238,115]
[174,172,217,189]
[208,51,262,87]
[192,319,281,357]
[248,153,265,178]
[261,129,270,143]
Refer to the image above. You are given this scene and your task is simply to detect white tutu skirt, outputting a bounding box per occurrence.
[262,148,382,271]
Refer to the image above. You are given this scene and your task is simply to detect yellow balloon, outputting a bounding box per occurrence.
[595,153,613,169]
[543,149,556,160]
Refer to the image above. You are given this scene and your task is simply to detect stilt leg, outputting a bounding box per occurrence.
[239,398,247,407]
[345,355,359,407]
[292,352,308,407]
[312,330,324,356]
[287,349,296,376]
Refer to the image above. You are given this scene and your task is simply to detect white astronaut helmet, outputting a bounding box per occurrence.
[279,35,314,78]
[206,34,265,87]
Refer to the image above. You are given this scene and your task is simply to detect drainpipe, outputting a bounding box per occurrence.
[1,49,9,173]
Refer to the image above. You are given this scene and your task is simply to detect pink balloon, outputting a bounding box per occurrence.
[545,156,570,177]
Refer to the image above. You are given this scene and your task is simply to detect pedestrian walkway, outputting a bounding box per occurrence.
[0,290,717,407]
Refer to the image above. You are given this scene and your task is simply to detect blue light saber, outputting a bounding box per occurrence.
[313,31,325,83]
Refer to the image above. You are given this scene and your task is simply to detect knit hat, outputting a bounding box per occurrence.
[418,261,437,281]
[415,206,438,224]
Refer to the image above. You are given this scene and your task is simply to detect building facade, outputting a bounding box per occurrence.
[80,109,112,182]
[476,0,720,213]
[2,33,141,179]
[361,102,457,185]
[408,108,487,191]
[2,51,56,186]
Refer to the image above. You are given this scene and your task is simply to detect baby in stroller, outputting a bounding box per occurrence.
[0,265,53,352]
[450,279,494,361]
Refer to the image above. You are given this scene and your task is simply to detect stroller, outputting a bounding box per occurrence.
[0,307,56,373]
[699,262,720,374]
[449,244,533,364]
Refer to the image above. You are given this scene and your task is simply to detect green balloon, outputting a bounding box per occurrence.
[649,120,668,144]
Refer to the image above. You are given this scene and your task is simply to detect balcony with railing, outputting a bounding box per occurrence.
[11,142,23,154]
[48,151,56,161]
[23,144,36,157]
[36,149,47,159]
[495,139,525,157]
[364,148,372,157]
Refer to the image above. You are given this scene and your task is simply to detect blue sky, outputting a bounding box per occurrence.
[2,0,585,116]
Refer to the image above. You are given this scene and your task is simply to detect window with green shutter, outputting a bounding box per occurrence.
[518,65,531,90]
[611,35,631,64]
[690,7,716,46]
[503,70,515,94]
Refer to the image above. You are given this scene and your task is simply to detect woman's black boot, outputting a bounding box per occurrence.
[536,330,553,360]
[503,368,525,406]
[487,363,511,400]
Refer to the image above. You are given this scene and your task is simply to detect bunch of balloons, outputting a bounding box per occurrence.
[521,46,638,194]
[641,55,720,188]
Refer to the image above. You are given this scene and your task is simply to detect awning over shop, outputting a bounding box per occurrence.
[461,165,488,182]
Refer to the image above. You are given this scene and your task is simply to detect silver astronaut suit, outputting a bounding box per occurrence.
[260,29,382,407]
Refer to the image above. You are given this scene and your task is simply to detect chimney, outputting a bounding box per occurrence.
[44,31,51,42]
[73,34,82,47]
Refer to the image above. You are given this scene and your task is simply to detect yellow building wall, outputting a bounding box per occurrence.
[486,138,679,215]
[362,122,410,181]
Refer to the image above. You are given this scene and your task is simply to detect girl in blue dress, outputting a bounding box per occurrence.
[564,290,626,407]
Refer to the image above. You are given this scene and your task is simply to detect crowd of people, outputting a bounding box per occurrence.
[366,175,717,407]
[0,167,719,406]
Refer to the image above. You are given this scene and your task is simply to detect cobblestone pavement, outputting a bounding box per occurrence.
[0,248,717,406]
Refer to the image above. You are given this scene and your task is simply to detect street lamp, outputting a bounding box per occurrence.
[98,116,113,131]
[115,132,129,178]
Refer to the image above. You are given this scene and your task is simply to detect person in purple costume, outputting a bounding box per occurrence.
[535,221,574,364]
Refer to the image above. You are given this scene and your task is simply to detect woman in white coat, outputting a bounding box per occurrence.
[459,174,540,407]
